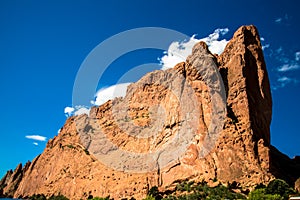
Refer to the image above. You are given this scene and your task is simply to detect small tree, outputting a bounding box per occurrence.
[29,194,47,200]
[145,186,162,200]
[266,179,295,200]
[248,188,283,200]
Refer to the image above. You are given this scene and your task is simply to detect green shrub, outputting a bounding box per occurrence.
[90,197,110,200]
[248,188,283,200]
[161,195,177,200]
[266,179,295,200]
[66,144,75,149]
[29,194,69,200]
[247,179,297,200]
[148,186,159,197]
[163,181,246,200]
[48,195,69,200]
[254,183,266,190]
[29,194,47,200]
[205,184,246,200]
[175,181,194,192]
[146,186,162,200]
[143,195,156,200]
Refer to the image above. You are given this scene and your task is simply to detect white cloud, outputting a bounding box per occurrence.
[57,128,61,134]
[64,107,74,117]
[33,142,38,146]
[268,46,300,89]
[64,28,229,115]
[206,39,228,55]
[159,28,229,70]
[278,64,300,72]
[64,83,131,117]
[64,105,90,117]
[159,35,199,70]
[25,135,47,142]
[74,106,90,116]
[91,82,131,106]
[273,48,300,72]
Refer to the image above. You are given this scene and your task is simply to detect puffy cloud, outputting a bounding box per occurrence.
[206,39,228,55]
[64,107,74,117]
[74,106,90,116]
[200,28,229,54]
[65,29,229,114]
[33,142,38,146]
[159,35,199,70]
[91,83,131,106]
[64,83,131,117]
[159,28,229,70]
[25,135,47,142]
[64,105,90,117]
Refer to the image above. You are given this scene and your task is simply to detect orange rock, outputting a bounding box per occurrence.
[1,25,299,199]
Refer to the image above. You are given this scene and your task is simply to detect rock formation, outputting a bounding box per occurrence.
[1,25,299,199]
[0,162,31,198]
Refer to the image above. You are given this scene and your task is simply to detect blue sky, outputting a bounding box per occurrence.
[0,0,299,177]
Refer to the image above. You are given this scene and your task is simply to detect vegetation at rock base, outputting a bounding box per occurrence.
[248,179,298,200]
[17,179,300,200]
[33,179,296,200]
[142,179,299,200]
[48,195,69,200]
[248,188,282,200]
[87,195,111,200]
[28,194,69,200]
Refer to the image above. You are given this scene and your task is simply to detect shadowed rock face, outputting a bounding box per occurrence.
[1,25,299,199]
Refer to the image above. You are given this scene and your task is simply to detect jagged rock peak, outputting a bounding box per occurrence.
[191,41,210,54]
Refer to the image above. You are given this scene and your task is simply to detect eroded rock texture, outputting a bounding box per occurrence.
[1,25,299,199]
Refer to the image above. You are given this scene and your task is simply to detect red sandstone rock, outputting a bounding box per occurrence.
[1,25,299,199]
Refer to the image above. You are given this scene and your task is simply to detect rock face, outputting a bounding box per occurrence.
[0,162,31,197]
[1,25,299,199]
